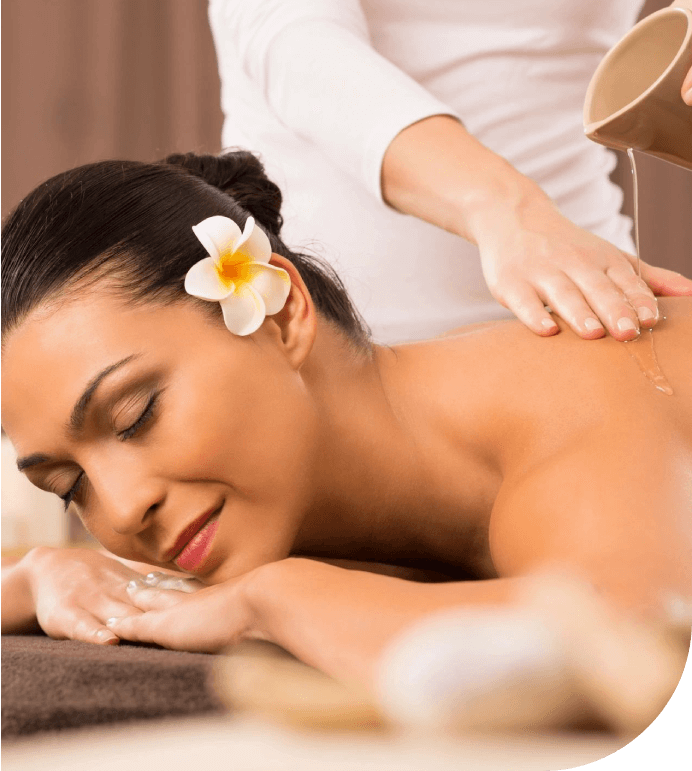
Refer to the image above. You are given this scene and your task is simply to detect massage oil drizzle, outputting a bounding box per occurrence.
[621,148,673,395]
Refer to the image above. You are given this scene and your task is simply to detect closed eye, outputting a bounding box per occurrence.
[58,391,160,509]
[60,473,83,511]
[117,391,159,441]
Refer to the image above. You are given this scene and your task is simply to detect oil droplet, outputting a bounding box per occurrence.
[624,148,673,396]
[623,330,674,395]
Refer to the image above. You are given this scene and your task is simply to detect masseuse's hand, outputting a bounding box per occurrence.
[475,195,692,341]
[20,547,151,645]
[383,115,692,342]
[682,65,692,106]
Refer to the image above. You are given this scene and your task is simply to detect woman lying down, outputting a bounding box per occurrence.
[2,152,691,732]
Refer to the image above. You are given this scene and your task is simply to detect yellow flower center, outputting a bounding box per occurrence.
[216,248,253,289]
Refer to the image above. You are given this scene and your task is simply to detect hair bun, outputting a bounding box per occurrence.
[163,150,283,236]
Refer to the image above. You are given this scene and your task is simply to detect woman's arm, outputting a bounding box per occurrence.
[110,554,686,732]
[246,558,520,686]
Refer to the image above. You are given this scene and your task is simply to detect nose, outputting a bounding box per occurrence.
[89,456,167,536]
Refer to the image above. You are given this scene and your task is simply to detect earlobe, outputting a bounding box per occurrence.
[267,254,317,369]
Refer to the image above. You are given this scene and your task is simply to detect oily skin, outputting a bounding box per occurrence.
[1,257,495,585]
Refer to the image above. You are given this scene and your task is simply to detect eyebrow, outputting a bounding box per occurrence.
[68,355,140,434]
[15,354,139,472]
[16,452,51,472]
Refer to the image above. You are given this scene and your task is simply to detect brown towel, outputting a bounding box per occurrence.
[1,635,225,738]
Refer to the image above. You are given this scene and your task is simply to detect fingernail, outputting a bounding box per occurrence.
[617,317,638,333]
[541,318,557,331]
[105,617,120,627]
[96,628,117,642]
[637,307,655,323]
[145,572,164,585]
[584,318,602,331]
[127,579,143,592]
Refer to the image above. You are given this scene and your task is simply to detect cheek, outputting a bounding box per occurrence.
[164,357,318,501]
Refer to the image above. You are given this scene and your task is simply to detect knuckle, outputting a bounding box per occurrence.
[41,610,67,639]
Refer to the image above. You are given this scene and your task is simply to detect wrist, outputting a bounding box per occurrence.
[240,557,314,645]
[382,115,555,244]
[458,170,555,246]
[1,549,41,634]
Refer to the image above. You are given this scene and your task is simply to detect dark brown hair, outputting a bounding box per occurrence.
[1,151,370,348]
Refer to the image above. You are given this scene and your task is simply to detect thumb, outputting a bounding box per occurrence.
[631,261,692,297]
[682,65,692,105]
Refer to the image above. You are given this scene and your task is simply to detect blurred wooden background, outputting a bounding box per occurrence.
[1,0,690,546]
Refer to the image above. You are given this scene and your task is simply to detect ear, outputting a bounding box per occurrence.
[265,253,317,369]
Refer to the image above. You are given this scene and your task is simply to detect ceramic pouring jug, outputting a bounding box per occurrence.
[584,0,692,170]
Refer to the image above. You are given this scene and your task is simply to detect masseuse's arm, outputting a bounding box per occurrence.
[381,115,692,341]
[210,0,692,343]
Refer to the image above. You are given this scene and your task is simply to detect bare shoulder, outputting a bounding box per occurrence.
[488,417,692,617]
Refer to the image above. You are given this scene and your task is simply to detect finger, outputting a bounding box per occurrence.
[102,598,150,620]
[496,281,559,336]
[630,260,692,298]
[682,65,692,105]
[534,274,607,339]
[143,572,203,593]
[604,264,658,328]
[68,608,120,646]
[126,580,191,611]
[106,611,163,646]
[566,267,645,339]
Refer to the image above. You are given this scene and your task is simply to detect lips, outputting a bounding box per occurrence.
[165,506,221,571]
[173,514,220,572]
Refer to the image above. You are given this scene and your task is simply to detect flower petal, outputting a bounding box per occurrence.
[246,263,291,315]
[233,216,272,264]
[192,216,242,263]
[184,257,234,301]
[220,284,266,336]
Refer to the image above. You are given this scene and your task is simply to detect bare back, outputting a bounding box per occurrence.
[398,297,692,615]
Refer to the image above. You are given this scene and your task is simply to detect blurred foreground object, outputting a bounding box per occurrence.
[215,571,689,736]
[214,641,384,732]
[379,571,689,735]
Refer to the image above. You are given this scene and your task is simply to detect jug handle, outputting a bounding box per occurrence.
[671,0,692,12]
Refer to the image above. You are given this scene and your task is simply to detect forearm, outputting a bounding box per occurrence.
[246,558,520,687]
[2,556,39,634]
[381,115,554,244]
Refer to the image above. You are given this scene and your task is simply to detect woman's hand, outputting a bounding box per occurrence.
[19,547,159,645]
[104,557,451,653]
[474,195,692,342]
[104,574,255,653]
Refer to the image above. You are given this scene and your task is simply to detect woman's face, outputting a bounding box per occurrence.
[2,289,320,583]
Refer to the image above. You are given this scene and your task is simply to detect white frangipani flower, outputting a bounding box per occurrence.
[184,215,291,336]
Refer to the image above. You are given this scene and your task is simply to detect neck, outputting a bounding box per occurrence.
[291,325,499,570]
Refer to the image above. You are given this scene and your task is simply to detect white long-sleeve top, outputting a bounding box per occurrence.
[209,0,643,343]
